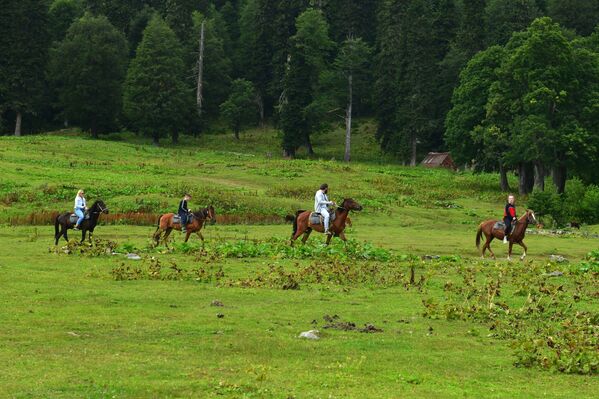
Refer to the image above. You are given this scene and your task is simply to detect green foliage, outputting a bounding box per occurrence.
[279,8,334,157]
[50,13,128,138]
[547,0,599,36]
[48,0,84,43]
[220,79,258,138]
[485,0,541,45]
[0,0,50,132]
[123,15,192,145]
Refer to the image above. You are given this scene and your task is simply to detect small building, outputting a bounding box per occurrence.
[421,152,456,170]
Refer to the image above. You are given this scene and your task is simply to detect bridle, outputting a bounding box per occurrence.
[90,202,107,214]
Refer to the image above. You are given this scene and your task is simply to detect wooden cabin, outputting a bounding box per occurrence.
[420,152,456,170]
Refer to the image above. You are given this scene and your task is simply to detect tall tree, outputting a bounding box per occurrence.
[322,0,379,45]
[330,37,372,162]
[50,13,128,138]
[220,79,259,139]
[485,0,540,46]
[48,0,85,43]
[123,15,191,145]
[547,0,599,36]
[0,0,50,136]
[279,8,333,157]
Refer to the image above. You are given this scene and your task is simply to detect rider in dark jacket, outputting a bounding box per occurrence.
[503,194,516,244]
[178,193,192,233]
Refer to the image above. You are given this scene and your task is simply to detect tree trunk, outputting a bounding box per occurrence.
[499,164,510,192]
[552,165,567,194]
[196,20,205,117]
[534,161,544,191]
[344,73,353,162]
[305,134,314,155]
[283,148,295,158]
[153,134,160,146]
[518,163,534,195]
[171,131,178,144]
[90,121,98,139]
[14,111,22,136]
[256,94,264,126]
[409,136,417,166]
[234,126,240,140]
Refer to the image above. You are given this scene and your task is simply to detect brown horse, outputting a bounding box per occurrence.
[291,198,363,246]
[476,210,538,260]
[153,206,216,247]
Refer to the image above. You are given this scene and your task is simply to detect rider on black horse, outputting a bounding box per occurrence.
[178,193,192,233]
[503,194,516,244]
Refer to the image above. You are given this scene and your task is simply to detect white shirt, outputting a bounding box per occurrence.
[74,196,86,210]
[314,190,333,213]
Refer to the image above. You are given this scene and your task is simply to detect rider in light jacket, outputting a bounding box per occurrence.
[314,183,334,235]
[73,189,87,230]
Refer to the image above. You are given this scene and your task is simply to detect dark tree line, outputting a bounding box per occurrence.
[1,0,599,189]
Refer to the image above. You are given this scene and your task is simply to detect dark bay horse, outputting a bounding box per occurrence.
[153,206,216,247]
[291,198,363,246]
[476,210,538,260]
[54,200,109,245]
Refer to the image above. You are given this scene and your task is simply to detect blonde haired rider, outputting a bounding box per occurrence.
[73,189,87,230]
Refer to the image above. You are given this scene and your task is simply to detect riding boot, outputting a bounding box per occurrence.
[503,234,508,244]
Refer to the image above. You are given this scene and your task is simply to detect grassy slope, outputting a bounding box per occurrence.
[0,127,597,397]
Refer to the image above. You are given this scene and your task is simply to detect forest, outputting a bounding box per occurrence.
[1,0,599,194]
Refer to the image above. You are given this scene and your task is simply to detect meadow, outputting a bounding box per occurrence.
[0,127,597,398]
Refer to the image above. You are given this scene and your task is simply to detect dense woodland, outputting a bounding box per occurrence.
[1,0,599,194]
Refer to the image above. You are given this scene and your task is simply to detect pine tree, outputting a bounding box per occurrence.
[547,0,599,36]
[50,13,128,138]
[220,79,259,139]
[322,0,379,45]
[123,15,191,145]
[0,0,50,136]
[279,8,333,157]
[485,0,540,46]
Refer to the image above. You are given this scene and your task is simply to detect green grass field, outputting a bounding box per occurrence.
[0,128,597,397]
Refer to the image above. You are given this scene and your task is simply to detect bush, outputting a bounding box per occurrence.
[527,186,563,224]
[581,185,599,224]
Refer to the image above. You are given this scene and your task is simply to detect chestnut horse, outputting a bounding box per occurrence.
[291,198,363,246]
[153,206,216,247]
[476,210,537,260]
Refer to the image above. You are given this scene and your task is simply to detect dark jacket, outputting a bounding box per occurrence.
[178,199,189,215]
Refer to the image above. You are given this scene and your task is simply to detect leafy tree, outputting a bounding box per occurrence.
[48,0,84,43]
[547,0,599,36]
[485,0,540,45]
[220,79,258,139]
[123,15,191,145]
[0,0,50,136]
[279,8,333,157]
[445,46,506,174]
[329,37,372,162]
[50,13,128,138]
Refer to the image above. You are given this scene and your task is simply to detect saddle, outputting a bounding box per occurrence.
[309,211,336,226]
[493,221,506,231]
[173,213,194,225]
[69,213,90,224]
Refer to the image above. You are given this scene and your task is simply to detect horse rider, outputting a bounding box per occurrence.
[315,183,335,235]
[73,189,87,230]
[503,194,517,244]
[178,193,192,233]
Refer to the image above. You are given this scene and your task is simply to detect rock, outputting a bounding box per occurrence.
[359,324,383,333]
[549,255,567,263]
[299,330,320,340]
[126,253,141,260]
[67,331,80,337]
[423,255,440,260]
[216,313,225,318]
[210,300,224,307]
[544,271,564,277]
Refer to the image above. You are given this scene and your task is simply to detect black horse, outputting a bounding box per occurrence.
[54,200,109,245]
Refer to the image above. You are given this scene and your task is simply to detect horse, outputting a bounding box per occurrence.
[290,198,363,246]
[476,210,538,261]
[153,205,216,247]
[54,200,109,245]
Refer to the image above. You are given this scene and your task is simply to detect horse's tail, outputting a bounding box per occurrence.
[155,215,162,231]
[476,223,484,249]
[291,210,303,236]
[54,215,60,237]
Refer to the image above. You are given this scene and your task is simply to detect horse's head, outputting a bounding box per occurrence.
[340,198,363,212]
[92,200,109,214]
[196,205,216,225]
[525,209,537,225]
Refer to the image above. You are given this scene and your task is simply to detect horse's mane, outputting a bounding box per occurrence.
[192,207,209,219]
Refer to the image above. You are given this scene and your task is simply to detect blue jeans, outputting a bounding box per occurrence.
[75,208,85,226]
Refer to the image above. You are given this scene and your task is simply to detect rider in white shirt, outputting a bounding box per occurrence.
[73,189,87,230]
[314,183,334,234]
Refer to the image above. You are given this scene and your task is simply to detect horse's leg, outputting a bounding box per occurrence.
[508,242,513,261]
[63,227,69,242]
[184,230,191,243]
[291,219,307,246]
[163,228,173,248]
[486,236,496,259]
[153,228,162,246]
[339,231,347,242]
[88,230,93,242]
[301,229,311,244]
[518,241,528,261]
[325,232,333,246]
[196,231,205,241]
